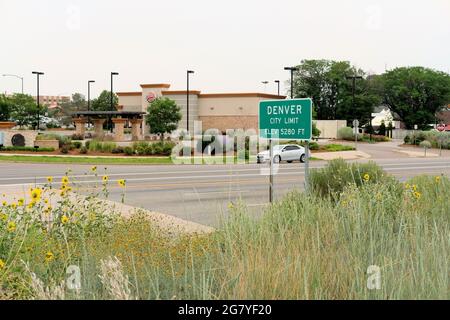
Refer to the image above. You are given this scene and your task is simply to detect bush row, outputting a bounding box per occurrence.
[404,131,450,149]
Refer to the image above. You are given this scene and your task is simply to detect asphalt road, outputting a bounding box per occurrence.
[1,153,450,227]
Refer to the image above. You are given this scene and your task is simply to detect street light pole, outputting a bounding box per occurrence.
[32,71,44,131]
[88,80,95,111]
[110,72,119,132]
[274,80,280,96]
[284,67,299,99]
[187,70,194,133]
[261,81,269,93]
[2,74,24,94]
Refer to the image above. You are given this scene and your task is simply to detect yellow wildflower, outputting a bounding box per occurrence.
[45,251,54,263]
[47,176,53,183]
[435,176,441,183]
[30,188,42,202]
[414,191,421,200]
[7,221,16,233]
[102,175,109,183]
[0,259,5,270]
[44,198,49,204]
[61,215,69,224]
[10,203,17,209]
[61,176,69,185]
[363,173,370,182]
[2,201,6,207]
[118,179,126,187]
[412,185,418,192]
[91,166,97,172]
[18,198,24,206]
[0,213,7,222]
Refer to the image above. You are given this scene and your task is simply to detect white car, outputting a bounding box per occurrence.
[257,144,307,164]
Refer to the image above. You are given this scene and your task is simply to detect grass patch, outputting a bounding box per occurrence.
[0,155,173,165]
[321,144,355,152]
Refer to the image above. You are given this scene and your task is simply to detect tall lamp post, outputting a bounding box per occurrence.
[88,80,95,111]
[87,80,95,129]
[186,70,194,133]
[274,80,280,96]
[261,81,269,93]
[110,72,119,132]
[2,74,24,94]
[32,71,44,131]
[284,66,299,99]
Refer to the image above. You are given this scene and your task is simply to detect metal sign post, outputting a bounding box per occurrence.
[353,119,359,150]
[269,139,273,202]
[259,98,313,201]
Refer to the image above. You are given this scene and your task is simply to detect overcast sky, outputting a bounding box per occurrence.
[0,0,449,97]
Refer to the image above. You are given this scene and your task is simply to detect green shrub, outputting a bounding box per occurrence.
[71,133,84,141]
[419,140,432,149]
[79,146,88,154]
[111,147,124,154]
[124,146,134,156]
[87,140,117,153]
[85,140,91,149]
[309,142,320,150]
[404,135,411,144]
[0,146,54,152]
[337,127,354,140]
[71,141,82,149]
[60,145,70,154]
[309,158,394,199]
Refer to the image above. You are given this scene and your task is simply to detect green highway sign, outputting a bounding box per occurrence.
[259,98,313,140]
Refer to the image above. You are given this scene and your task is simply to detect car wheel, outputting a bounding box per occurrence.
[300,154,306,163]
[273,155,281,163]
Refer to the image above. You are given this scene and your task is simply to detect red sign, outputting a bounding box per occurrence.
[437,124,446,132]
[146,92,156,103]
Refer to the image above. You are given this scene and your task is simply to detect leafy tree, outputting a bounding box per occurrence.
[8,93,38,127]
[59,93,87,126]
[0,94,11,121]
[91,90,118,112]
[378,67,450,129]
[293,59,380,125]
[146,98,182,141]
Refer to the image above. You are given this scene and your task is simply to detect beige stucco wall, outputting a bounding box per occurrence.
[198,96,262,116]
[118,95,142,112]
[163,94,199,132]
[199,116,258,133]
[315,120,347,139]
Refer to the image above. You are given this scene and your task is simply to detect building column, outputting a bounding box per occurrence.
[93,119,106,137]
[112,118,127,142]
[130,118,143,141]
[73,117,87,136]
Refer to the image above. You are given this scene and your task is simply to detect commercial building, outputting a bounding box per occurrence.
[117,83,285,135]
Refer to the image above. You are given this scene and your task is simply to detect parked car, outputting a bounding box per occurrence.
[257,144,307,164]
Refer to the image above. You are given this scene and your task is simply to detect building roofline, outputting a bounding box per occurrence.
[162,90,201,96]
[198,93,286,99]
[140,83,171,89]
[116,92,142,96]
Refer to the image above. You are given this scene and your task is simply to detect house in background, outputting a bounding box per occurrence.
[371,106,402,129]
